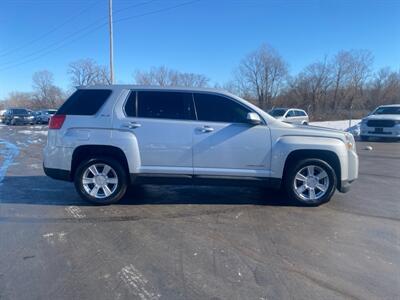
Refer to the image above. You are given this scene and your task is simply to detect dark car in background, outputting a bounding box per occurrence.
[3,108,35,125]
[35,109,57,124]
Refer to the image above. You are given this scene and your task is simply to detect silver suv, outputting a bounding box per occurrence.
[43,86,358,206]
[269,108,309,125]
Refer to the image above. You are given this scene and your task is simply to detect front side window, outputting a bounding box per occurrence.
[137,91,194,120]
[194,93,251,123]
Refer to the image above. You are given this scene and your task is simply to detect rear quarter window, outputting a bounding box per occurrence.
[57,89,112,115]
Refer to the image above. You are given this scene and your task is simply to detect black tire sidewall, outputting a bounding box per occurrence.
[285,158,337,206]
[74,157,128,205]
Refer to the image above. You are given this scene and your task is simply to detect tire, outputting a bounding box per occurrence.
[284,158,337,206]
[74,157,128,204]
[360,135,369,142]
[302,121,308,125]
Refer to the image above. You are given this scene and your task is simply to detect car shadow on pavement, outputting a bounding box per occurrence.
[0,176,302,207]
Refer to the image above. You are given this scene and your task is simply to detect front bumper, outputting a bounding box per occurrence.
[360,125,400,138]
[339,179,355,193]
[338,149,358,193]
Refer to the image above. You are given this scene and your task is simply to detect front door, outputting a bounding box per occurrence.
[192,93,272,178]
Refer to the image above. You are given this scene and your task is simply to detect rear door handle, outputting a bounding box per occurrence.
[123,122,141,129]
[199,125,214,133]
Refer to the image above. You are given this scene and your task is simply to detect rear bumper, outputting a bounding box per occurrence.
[43,165,71,181]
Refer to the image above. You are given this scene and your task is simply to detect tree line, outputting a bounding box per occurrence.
[1,44,399,120]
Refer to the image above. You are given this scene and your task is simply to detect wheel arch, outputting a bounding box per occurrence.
[283,149,341,189]
[71,145,129,181]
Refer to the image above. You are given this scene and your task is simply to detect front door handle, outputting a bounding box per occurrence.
[123,122,141,129]
[199,125,214,133]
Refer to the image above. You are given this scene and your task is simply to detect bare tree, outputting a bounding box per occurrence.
[290,59,332,113]
[369,68,400,108]
[2,92,33,109]
[235,44,288,109]
[32,70,64,108]
[68,58,111,86]
[344,50,373,110]
[134,66,209,88]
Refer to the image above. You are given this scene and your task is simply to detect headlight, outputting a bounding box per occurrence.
[361,119,368,124]
[345,133,355,151]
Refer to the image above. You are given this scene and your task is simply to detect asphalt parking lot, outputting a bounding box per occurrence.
[0,125,399,300]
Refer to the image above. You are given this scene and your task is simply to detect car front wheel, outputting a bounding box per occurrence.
[284,158,337,206]
[74,157,128,204]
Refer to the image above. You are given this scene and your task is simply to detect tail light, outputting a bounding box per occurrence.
[49,115,66,129]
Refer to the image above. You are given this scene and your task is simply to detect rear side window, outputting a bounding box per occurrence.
[57,89,112,115]
[286,110,295,117]
[297,110,306,116]
[124,91,137,117]
[137,91,194,120]
[194,93,250,123]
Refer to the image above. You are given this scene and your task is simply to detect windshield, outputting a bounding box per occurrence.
[373,106,400,115]
[269,109,287,117]
[12,109,29,115]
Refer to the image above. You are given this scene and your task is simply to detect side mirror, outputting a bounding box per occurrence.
[246,112,262,125]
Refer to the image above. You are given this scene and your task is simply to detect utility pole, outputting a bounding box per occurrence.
[108,0,114,84]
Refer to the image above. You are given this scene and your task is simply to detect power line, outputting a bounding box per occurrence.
[0,0,200,72]
[0,0,156,65]
[0,0,98,57]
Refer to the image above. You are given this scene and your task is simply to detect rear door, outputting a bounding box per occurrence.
[192,93,272,178]
[115,90,196,175]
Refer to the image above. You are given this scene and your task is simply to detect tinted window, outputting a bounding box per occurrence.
[295,110,306,116]
[194,93,251,123]
[57,89,112,115]
[124,91,137,117]
[269,108,287,117]
[12,109,29,115]
[286,110,295,117]
[138,91,194,120]
[373,106,400,115]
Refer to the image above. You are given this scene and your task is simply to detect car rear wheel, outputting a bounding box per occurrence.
[284,158,337,206]
[74,157,128,204]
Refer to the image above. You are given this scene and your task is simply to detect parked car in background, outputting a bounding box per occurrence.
[35,109,57,124]
[44,86,358,206]
[268,108,309,125]
[3,108,35,125]
[360,104,400,141]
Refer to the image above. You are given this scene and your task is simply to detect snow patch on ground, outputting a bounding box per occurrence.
[0,140,19,184]
[310,119,361,136]
[18,130,48,136]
